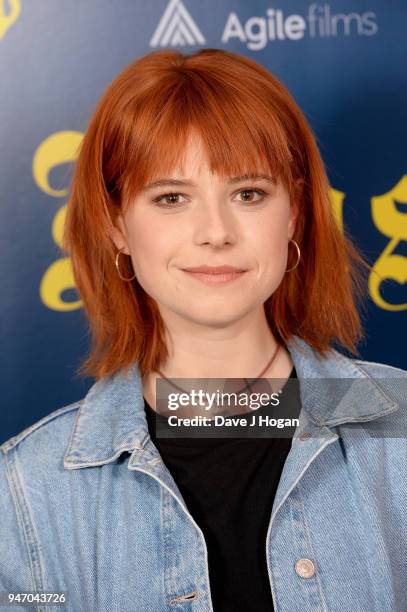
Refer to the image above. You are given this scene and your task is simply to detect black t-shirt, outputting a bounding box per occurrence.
[144,367,300,611]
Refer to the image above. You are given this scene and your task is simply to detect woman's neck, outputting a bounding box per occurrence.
[142,317,294,411]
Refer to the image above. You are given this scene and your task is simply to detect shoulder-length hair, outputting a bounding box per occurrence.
[62,47,370,381]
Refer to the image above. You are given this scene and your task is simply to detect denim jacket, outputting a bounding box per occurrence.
[1,335,407,612]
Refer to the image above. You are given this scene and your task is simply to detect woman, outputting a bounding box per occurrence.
[1,48,406,612]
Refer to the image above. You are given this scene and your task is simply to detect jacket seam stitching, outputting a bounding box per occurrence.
[4,449,47,612]
[63,400,84,461]
[64,444,142,469]
[296,485,330,611]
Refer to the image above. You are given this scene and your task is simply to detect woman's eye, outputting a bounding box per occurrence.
[234,188,266,204]
[153,192,187,207]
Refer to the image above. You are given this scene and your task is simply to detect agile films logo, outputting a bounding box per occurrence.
[150,0,378,50]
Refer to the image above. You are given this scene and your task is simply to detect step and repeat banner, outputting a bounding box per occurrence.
[1,1,406,444]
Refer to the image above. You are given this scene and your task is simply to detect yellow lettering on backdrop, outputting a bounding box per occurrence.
[369,175,407,311]
[33,131,83,311]
[0,0,21,39]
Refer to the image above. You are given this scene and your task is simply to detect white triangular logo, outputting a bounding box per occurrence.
[150,0,206,47]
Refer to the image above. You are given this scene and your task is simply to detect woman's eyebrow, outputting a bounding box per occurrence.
[140,174,276,192]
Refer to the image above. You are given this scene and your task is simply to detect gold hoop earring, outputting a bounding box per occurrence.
[286,239,301,272]
[115,247,137,282]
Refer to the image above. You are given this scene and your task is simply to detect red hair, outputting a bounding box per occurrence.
[62,47,371,380]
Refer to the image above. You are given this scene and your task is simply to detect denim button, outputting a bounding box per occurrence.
[299,431,312,441]
[295,558,315,578]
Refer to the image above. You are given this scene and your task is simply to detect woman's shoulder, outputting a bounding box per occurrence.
[0,400,81,460]
[349,356,407,378]
[0,367,142,475]
[345,355,407,411]
[0,401,83,551]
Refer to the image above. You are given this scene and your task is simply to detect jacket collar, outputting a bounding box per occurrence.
[63,335,398,469]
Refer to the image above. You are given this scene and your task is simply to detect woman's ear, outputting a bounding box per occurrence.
[110,214,131,255]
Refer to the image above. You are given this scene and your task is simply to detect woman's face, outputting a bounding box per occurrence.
[111,133,299,329]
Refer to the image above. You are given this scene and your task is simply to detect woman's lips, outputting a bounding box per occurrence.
[181,269,248,285]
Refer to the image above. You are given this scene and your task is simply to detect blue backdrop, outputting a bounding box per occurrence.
[1,0,406,444]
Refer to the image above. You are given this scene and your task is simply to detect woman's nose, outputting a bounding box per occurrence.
[192,201,237,247]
